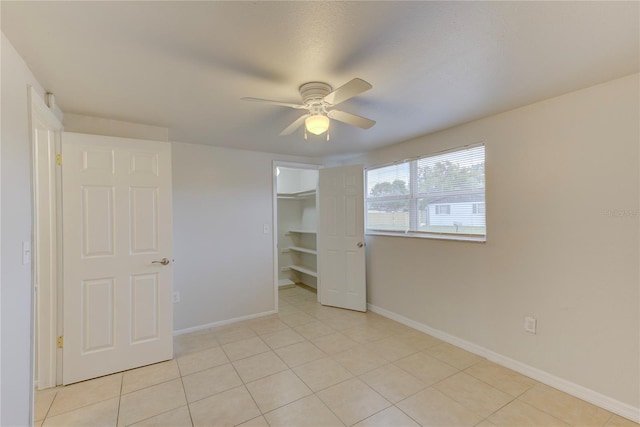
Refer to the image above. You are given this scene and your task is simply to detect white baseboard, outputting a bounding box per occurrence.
[173,310,277,336]
[368,303,639,423]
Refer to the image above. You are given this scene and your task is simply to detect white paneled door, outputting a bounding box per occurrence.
[61,133,173,385]
[318,165,366,312]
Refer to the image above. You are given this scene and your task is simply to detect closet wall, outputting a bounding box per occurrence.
[276,168,318,289]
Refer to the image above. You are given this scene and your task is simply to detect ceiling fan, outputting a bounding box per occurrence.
[242,78,375,140]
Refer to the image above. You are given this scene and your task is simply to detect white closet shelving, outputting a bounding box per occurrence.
[288,229,316,234]
[288,245,317,255]
[276,167,318,289]
[277,190,316,200]
[278,278,295,287]
[289,265,317,278]
[287,229,318,280]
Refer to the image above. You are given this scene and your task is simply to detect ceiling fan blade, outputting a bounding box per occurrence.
[328,109,376,129]
[241,97,307,109]
[323,78,372,106]
[280,114,310,136]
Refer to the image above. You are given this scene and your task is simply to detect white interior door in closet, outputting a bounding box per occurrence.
[318,164,366,312]
[61,133,173,384]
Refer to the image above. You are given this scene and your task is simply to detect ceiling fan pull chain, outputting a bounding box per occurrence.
[304,128,308,140]
[327,132,330,142]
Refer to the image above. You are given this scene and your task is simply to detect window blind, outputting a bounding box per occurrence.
[366,145,485,239]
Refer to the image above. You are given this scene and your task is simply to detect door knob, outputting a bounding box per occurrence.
[357,242,365,248]
[152,258,170,266]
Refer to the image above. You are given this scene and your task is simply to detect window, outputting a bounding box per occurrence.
[366,144,485,240]
[435,205,451,215]
[472,203,485,214]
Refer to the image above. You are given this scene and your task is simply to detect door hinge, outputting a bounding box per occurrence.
[57,336,63,348]
[55,154,62,166]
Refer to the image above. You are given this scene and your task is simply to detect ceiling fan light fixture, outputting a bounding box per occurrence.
[305,114,330,135]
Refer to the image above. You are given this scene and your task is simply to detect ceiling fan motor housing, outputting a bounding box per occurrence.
[300,82,333,114]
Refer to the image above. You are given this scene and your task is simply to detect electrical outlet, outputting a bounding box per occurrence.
[524,316,537,334]
[173,291,180,304]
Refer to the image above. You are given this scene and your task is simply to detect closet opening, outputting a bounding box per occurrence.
[273,163,320,306]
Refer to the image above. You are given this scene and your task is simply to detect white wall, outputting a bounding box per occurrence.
[171,142,314,331]
[276,167,317,194]
[350,74,639,411]
[300,196,317,231]
[63,113,169,142]
[1,33,46,426]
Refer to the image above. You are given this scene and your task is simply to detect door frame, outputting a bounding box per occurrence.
[30,87,64,390]
[272,161,321,311]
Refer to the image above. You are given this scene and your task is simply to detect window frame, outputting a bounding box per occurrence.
[435,204,451,215]
[365,143,486,242]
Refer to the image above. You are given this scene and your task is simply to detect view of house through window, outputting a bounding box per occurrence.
[366,145,486,239]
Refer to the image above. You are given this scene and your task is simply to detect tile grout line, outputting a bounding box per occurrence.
[278,288,377,425]
[120,374,195,426]
[511,398,574,426]
[240,298,350,424]
[286,368,347,427]
[279,289,424,424]
[392,402,425,427]
[279,301,380,426]
[426,369,519,426]
[224,345,269,421]
[461,361,539,398]
[116,372,123,426]
[460,363,540,418]
[517,383,614,426]
[601,413,615,427]
[39,389,58,425]
[175,359,196,427]
[238,335,331,416]
[37,374,123,423]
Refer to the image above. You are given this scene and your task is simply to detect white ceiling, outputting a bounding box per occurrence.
[2,1,638,157]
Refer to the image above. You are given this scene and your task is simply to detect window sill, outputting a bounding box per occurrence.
[366,230,486,243]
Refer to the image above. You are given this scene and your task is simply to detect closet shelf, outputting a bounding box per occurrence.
[289,265,318,277]
[289,229,317,234]
[289,246,317,255]
[277,189,316,199]
[278,278,295,287]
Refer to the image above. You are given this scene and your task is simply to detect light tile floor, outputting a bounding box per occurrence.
[35,285,638,427]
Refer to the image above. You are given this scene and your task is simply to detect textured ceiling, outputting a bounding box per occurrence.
[2,1,638,157]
